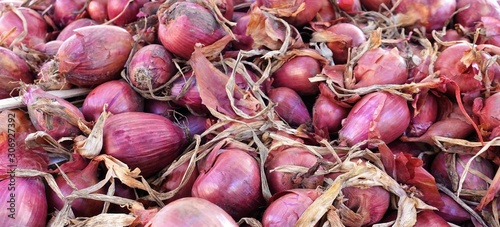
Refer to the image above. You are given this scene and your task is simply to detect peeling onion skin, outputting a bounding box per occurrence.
[0,178,47,227]
[456,0,500,30]
[157,1,226,59]
[148,197,238,227]
[353,47,408,88]
[256,0,323,27]
[56,18,99,41]
[57,25,134,87]
[128,44,177,90]
[103,112,187,177]
[407,93,439,137]
[0,7,47,48]
[393,0,456,32]
[326,23,366,64]
[473,92,500,131]
[262,189,322,227]
[340,186,391,226]
[272,56,321,96]
[0,47,33,99]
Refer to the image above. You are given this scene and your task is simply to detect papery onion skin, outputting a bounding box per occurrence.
[52,0,88,28]
[456,0,500,30]
[326,23,366,64]
[353,47,408,88]
[57,25,134,87]
[393,0,456,32]
[231,14,253,50]
[256,0,322,27]
[265,147,323,194]
[339,91,410,147]
[340,186,391,226]
[82,80,144,122]
[473,92,500,131]
[148,197,238,227]
[56,18,99,41]
[0,177,47,227]
[268,87,311,127]
[36,59,72,91]
[107,0,149,26]
[192,149,263,219]
[435,192,471,224]
[103,112,187,177]
[157,1,226,59]
[127,44,176,90]
[160,159,199,203]
[0,7,47,48]
[272,56,321,96]
[0,47,33,99]
[407,93,439,137]
[262,189,322,227]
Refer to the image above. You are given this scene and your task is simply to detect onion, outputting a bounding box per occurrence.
[316,0,336,22]
[88,0,108,23]
[52,0,88,28]
[22,85,84,140]
[0,47,33,99]
[178,114,212,139]
[56,18,99,41]
[47,159,105,217]
[265,147,323,194]
[0,7,47,48]
[127,44,177,90]
[256,0,322,27]
[352,47,408,88]
[34,40,63,56]
[338,91,410,147]
[268,87,311,127]
[160,159,199,203]
[414,210,450,227]
[82,80,144,122]
[387,140,431,168]
[313,83,350,139]
[324,23,366,64]
[170,72,208,115]
[473,92,500,132]
[392,0,456,32]
[337,0,362,14]
[157,1,226,59]
[262,189,322,227]
[456,0,500,30]
[144,99,176,118]
[231,14,253,50]
[272,55,321,96]
[435,192,471,224]
[479,16,500,47]
[57,25,134,87]
[36,59,72,91]
[107,0,149,26]
[147,197,238,226]
[103,112,187,177]
[192,148,263,219]
[360,0,391,11]
[407,92,439,137]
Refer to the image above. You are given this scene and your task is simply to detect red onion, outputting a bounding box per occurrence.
[265,147,323,194]
[473,92,500,132]
[340,185,390,226]
[56,18,99,41]
[147,197,238,226]
[268,87,311,127]
[272,55,321,96]
[107,0,149,26]
[360,0,391,11]
[479,16,500,47]
[456,0,500,30]
[144,99,177,118]
[192,148,263,219]
[338,91,410,147]
[34,40,64,56]
[103,112,187,177]
[160,159,199,203]
[337,0,362,14]
[407,92,439,137]
[316,0,336,22]
[393,0,456,32]
[262,189,322,227]
[387,140,431,168]
[22,85,84,140]
[157,1,226,59]
[36,59,72,91]
[414,210,450,227]
[52,0,88,28]
[324,23,366,64]
[313,84,350,139]
[170,72,208,115]
[82,80,144,122]
[231,14,253,50]
[178,114,212,138]
[127,44,177,90]
[0,7,47,48]
[57,25,134,87]
[88,0,108,23]
[47,159,105,217]
[210,0,235,20]
[435,192,471,224]
[256,0,322,27]
[0,47,33,99]
[352,47,408,88]
[108,181,136,213]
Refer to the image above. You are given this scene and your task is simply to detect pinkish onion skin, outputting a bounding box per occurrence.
[339,91,410,147]
[57,25,133,87]
[407,93,439,137]
[337,0,362,14]
[268,87,311,127]
[353,47,408,88]
[340,186,391,226]
[313,95,350,139]
[23,85,84,140]
[170,72,208,115]
[157,1,226,59]
[265,147,323,194]
[473,92,500,131]
[82,80,144,122]
[272,56,321,96]
[103,112,187,177]
[179,114,211,138]
[36,59,72,91]
[0,178,47,227]
[456,0,500,30]
[435,192,471,224]
[316,0,336,21]
[56,18,99,41]
[52,0,88,28]
[192,149,263,219]
[393,0,456,32]
[232,15,253,50]
[414,210,450,227]
[107,0,149,26]
[148,197,238,227]
[144,99,176,118]
[256,0,322,27]
[160,159,199,203]
[0,47,33,99]
[88,0,108,23]
[35,40,64,55]
[326,23,366,64]
[128,44,177,90]
[360,0,391,11]
[262,189,322,227]
[0,7,47,48]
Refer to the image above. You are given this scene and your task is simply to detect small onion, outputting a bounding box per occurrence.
[82,80,144,122]
[57,25,133,87]
[88,0,108,23]
[435,192,471,224]
[157,1,226,59]
[0,7,47,48]
[407,93,439,137]
[56,18,99,41]
[144,99,176,118]
[103,112,187,177]
[456,0,500,30]
[338,91,410,147]
[393,0,456,32]
[316,0,336,22]
[231,14,253,50]
[272,55,321,96]
[170,72,208,115]
[325,23,366,64]
[473,92,500,131]
[262,189,322,227]
[337,0,362,14]
[0,47,33,99]
[147,197,238,227]
[268,87,311,127]
[127,44,177,90]
[256,0,322,27]
[360,0,391,11]
[52,0,88,28]
[107,0,149,26]
[312,84,350,139]
[36,59,72,91]
[414,210,450,226]
[352,47,408,88]
[192,148,263,219]
[160,159,199,203]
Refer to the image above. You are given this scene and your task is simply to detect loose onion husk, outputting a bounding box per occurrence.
[56,18,98,41]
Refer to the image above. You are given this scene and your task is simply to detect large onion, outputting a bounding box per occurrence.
[0,7,47,48]
[392,0,456,32]
[352,47,408,88]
